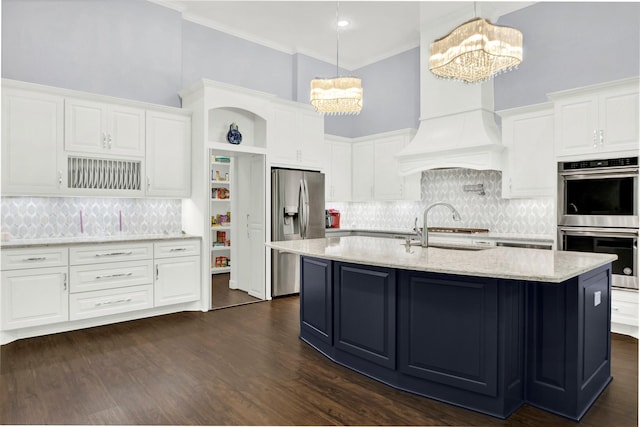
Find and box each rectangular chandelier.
[310,77,363,115]
[429,18,523,83]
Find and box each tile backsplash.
[327,169,555,235]
[1,197,182,240]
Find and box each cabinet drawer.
[1,247,68,270]
[69,284,153,321]
[154,239,200,258]
[611,292,638,326]
[70,243,152,265]
[70,260,153,293]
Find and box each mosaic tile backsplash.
[327,169,555,235]
[1,197,182,240]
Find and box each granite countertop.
[325,227,555,243]
[0,233,201,248]
[267,236,616,283]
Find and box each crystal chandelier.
[429,15,523,84]
[310,1,362,115]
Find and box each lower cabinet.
[1,266,69,330]
[299,256,612,421]
[0,238,201,344]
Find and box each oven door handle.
[558,226,639,239]
[561,170,639,180]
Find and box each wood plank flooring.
[1,296,637,426]
[211,273,261,309]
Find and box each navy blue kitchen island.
[268,236,617,420]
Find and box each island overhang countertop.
[266,236,617,283]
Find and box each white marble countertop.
[325,227,555,243]
[267,236,616,283]
[0,233,200,249]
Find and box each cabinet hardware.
[102,132,107,148]
[246,214,250,238]
[593,129,598,148]
[94,251,133,257]
[95,272,133,280]
[169,248,187,252]
[63,273,67,291]
[58,171,63,185]
[22,257,46,262]
[147,177,150,190]
[107,133,112,149]
[95,297,132,307]
[599,129,604,147]
[156,265,159,280]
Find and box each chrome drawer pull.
[95,297,133,307]
[169,248,187,252]
[22,257,46,262]
[95,251,133,257]
[95,272,133,280]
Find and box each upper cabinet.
[550,78,639,160]
[65,98,145,157]
[498,103,555,199]
[1,79,192,198]
[352,130,420,202]
[270,100,324,170]
[2,87,65,195]
[324,135,352,202]
[145,110,191,197]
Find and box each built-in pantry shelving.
[210,157,232,274]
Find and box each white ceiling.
[154,1,532,70]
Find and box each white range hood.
[396,2,530,176]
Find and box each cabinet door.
[155,256,200,307]
[600,89,639,153]
[270,105,299,165]
[554,96,598,158]
[2,89,65,195]
[352,141,374,201]
[502,108,555,198]
[65,98,107,153]
[328,141,352,202]
[1,267,69,330]
[108,104,145,157]
[297,110,324,168]
[146,111,191,197]
[373,137,405,200]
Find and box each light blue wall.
[494,2,640,111]
[2,1,638,136]
[181,21,293,100]
[2,0,183,107]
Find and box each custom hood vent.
[396,4,518,176]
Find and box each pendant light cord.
[336,0,340,77]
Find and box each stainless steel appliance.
[271,168,325,296]
[558,156,638,228]
[558,156,639,289]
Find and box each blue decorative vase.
[226,122,242,145]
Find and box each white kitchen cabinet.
[65,98,145,157]
[145,110,192,197]
[351,130,420,202]
[1,87,65,195]
[154,239,201,307]
[0,246,69,331]
[324,135,352,202]
[270,101,324,169]
[611,288,638,339]
[551,78,639,159]
[499,103,555,198]
[352,141,375,201]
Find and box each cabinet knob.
[58,171,63,185]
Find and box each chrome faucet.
[413,217,423,241]
[421,202,462,248]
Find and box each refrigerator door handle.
[299,178,307,239]
[303,178,310,239]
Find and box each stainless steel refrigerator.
[271,168,325,296]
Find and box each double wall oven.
[558,156,638,289]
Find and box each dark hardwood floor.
[1,296,637,426]
[211,273,261,309]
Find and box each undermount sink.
[402,241,492,251]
